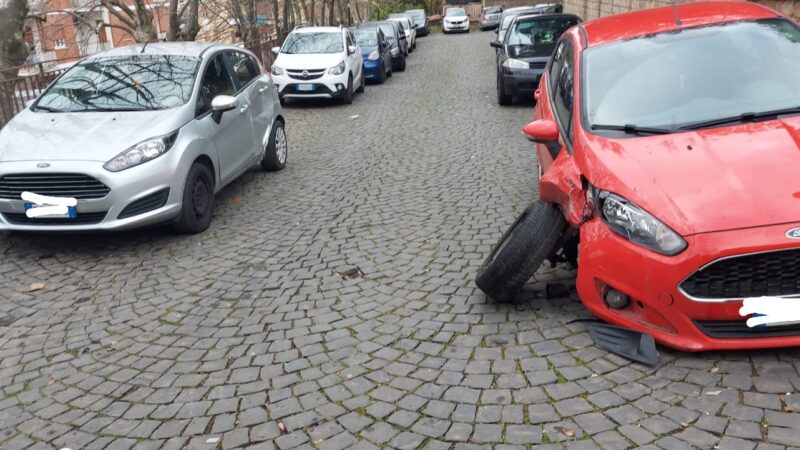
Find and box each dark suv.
[405,9,429,36]
[491,13,580,105]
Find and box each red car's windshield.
[584,19,800,132]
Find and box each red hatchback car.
[476,2,800,351]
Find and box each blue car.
[351,27,393,83]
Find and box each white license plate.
[297,84,315,92]
[25,203,77,219]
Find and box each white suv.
[271,26,365,104]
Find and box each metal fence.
[0,62,69,129]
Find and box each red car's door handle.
[534,89,541,101]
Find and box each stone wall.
[559,0,800,22]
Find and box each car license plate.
[25,202,76,219]
[297,84,315,92]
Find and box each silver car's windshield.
[585,19,800,131]
[282,32,344,54]
[407,10,425,24]
[34,55,199,113]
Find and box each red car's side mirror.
[522,120,559,143]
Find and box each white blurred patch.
[739,297,800,328]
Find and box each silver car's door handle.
[259,86,269,94]
[240,104,249,113]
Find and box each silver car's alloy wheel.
[276,126,287,164]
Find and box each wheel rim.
[275,126,287,164]
[191,176,210,220]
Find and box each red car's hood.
[580,117,800,236]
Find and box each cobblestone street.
[1,30,799,450]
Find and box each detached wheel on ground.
[261,120,287,172]
[476,201,567,302]
[173,162,215,234]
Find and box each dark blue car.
[351,27,393,83]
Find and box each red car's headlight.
[594,189,687,256]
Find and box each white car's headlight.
[594,189,686,255]
[367,50,380,60]
[391,47,399,56]
[104,132,178,172]
[328,61,346,75]
[502,58,529,69]
[271,65,284,75]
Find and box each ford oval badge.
[787,227,800,240]
[36,162,50,168]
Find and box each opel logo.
[302,70,309,78]
[36,162,50,168]
[787,227,800,240]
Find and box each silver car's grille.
[0,173,110,200]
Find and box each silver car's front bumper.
[0,154,187,231]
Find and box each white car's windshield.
[446,8,466,17]
[34,55,198,113]
[282,32,344,54]
[585,19,800,131]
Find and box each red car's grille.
[681,248,800,299]
[695,320,800,339]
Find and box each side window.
[346,32,354,48]
[553,40,575,141]
[548,39,567,90]
[227,51,258,88]
[196,54,235,117]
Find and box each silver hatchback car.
[0,42,287,233]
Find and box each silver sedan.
[0,42,287,233]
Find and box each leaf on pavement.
[555,426,576,437]
[26,282,45,292]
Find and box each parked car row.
[271,17,425,104]
[476,1,800,352]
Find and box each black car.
[360,21,407,71]
[491,13,580,105]
[405,9,429,36]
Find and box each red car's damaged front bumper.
[576,218,800,351]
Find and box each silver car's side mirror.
[211,95,238,124]
[271,46,280,55]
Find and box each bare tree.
[0,0,30,76]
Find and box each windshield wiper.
[591,124,674,135]
[79,107,152,112]
[32,105,63,113]
[680,106,800,131]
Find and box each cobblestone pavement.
[1,30,800,450]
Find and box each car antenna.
[671,0,682,26]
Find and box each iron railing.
[0,61,71,129]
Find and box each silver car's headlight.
[594,189,687,256]
[328,61,346,75]
[502,58,528,69]
[104,132,178,172]
[367,50,380,60]
[271,65,284,75]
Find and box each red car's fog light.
[595,279,677,334]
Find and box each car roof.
[582,1,779,47]
[292,26,343,33]
[89,42,218,59]
[504,6,538,14]
[513,12,580,23]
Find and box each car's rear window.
[485,7,502,14]
[584,19,800,131]
[507,17,578,57]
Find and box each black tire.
[342,75,353,104]
[397,55,406,72]
[279,96,286,106]
[387,63,393,77]
[377,62,387,84]
[261,120,287,172]
[475,201,567,302]
[497,73,512,106]
[173,162,215,234]
[356,69,365,93]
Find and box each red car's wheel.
[476,201,567,302]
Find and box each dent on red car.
[527,2,800,351]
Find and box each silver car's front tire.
[262,121,287,171]
[173,162,215,234]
